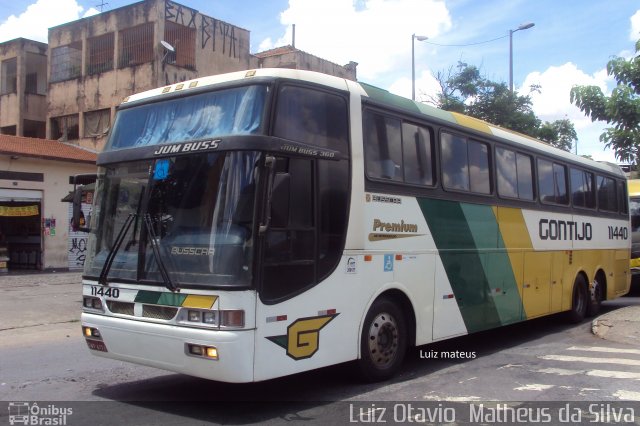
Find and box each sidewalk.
[592,305,640,345]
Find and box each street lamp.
[412,33,428,101]
[509,22,534,93]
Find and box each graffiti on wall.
[69,237,87,268]
[165,0,238,58]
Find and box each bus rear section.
[629,179,640,286]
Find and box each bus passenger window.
[441,132,469,191]
[570,168,595,209]
[469,140,490,194]
[538,159,568,205]
[497,147,534,200]
[597,175,617,212]
[364,112,403,181]
[402,123,434,186]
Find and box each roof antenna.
[95,0,109,12]
[292,24,296,48]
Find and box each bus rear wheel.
[567,275,588,323]
[358,298,407,382]
[586,274,603,317]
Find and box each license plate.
[86,339,108,352]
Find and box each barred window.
[51,114,79,141]
[87,33,114,75]
[164,21,196,70]
[119,23,154,68]
[84,109,111,138]
[51,42,82,82]
[25,52,47,95]
[1,58,17,94]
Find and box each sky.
[0,0,639,163]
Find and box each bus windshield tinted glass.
[84,152,260,287]
[106,85,268,151]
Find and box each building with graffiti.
[0,135,96,271]
[44,0,357,152]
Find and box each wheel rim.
[575,283,586,313]
[591,279,601,303]
[367,312,399,368]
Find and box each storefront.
[0,135,97,272]
[0,189,43,270]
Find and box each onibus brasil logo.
[7,402,73,425]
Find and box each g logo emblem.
[267,314,339,360]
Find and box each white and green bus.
[79,69,630,383]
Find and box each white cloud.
[521,63,616,160]
[0,0,96,43]
[262,0,452,81]
[631,10,640,41]
[388,69,441,103]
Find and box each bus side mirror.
[72,188,90,233]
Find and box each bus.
[629,179,640,284]
[78,68,630,383]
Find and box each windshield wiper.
[143,213,179,292]
[98,213,136,285]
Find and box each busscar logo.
[7,402,73,425]
[153,139,220,156]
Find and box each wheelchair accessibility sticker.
[384,254,393,272]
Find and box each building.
[0,135,96,271]
[1,0,357,152]
[46,0,255,151]
[0,38,48,138]
[255,45,357,81]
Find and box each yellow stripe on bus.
[182,295,218,309]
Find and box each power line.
[424,34,509,47]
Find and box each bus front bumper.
[81,313,255,383]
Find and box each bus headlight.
[83,296,103,311]
[181,309,243,328]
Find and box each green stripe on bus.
[460,204,523,324]
[418,198,502,333]
[134,290,188,306]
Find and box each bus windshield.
[106,84,268,151]
[84,151,260,288]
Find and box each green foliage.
[434,62,576,152]
[538,119,577,152]
[570,39,640,163]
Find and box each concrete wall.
[0,155,96,269]
[46,0,253,151]
[258,51,357,81]
[0,39,47,135]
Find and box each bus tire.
[358,298,407,382]
[586,274,603,317]
[567,275,588,323]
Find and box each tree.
[538,119,578,152]
[433,62,577,152]
[570,39,640,163]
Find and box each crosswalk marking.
[539,354,640,367]
[537,367,640,380]
[613,390,640,401]
[587,370,640,380]
[567,346,640,355]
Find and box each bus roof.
[120,68,624,178]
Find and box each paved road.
[1,273,640,425]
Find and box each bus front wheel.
[358,298,407,382]
[567,275,588,323]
